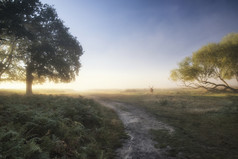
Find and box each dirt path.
[94,98,175,159]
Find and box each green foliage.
[170,33,238,92]
[0,94,125,159]
[171,57,201,81]
[0,0,41,40]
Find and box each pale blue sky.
[32,0,238,90]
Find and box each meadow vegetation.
[91,89,238,159]
[0,91,125,159]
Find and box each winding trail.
[94,98,175,159]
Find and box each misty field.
[1,89,237,159]
[0,92,125,159]
[90,89,238,159]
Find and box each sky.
[2,0,238,90]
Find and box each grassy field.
[0,91,126,159]
[90,89,238,159]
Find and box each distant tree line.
[0,0,83,95]
[171,33,238,92]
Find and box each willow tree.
[170,33,238,92]
[0,0,83,95]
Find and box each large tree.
[0,0,83,95]
[170,33,238,92]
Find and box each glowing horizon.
[1,0,238,91]
[0,70,178,91]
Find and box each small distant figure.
[150,87,154,94]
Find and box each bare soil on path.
[93,98,175,159]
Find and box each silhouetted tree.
[0,0,83,95]
[0,0,40,80]
[170,33,238,92]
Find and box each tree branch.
[218,76,230,87]
[0,39,16,77]
[180,78,238,93]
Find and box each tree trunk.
[26,65,34,95]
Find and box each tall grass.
[0,94,125,159]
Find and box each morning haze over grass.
[91,89,238,159]
[1,0,238,159]
[1,89,237,158]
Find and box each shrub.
[0,94,124,159]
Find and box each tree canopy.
[0,0,83,95]
[170,33,238,92]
